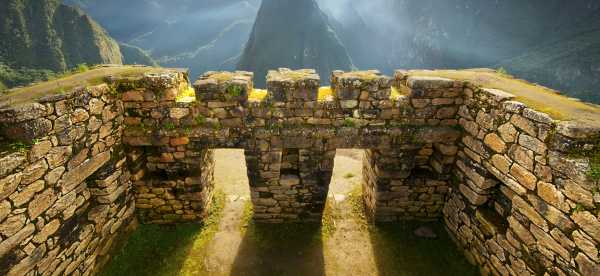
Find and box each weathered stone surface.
[459,184,487,205]
[508,216,535,246]
[28,189,57,219]
[9,180,44,207]
[0,173,21,201]
[0,152,26,178]
[509,164,536,191]
[45,166,65,186]
[576,253,600,276]
[530,224,570,260]
[491,154,511,174]
[407,76,454,89]
[510,115,537,136]
[58,151,110,193]
[29,140,52,162]
[32,219,60,244]
[0,201,10,222]
[170,108,190,119]
[560,179,595,208]
[0,214,26,236]
[46,190,76,218]
[72,109,90,123]
[573,230,599,261]
[280,174,300,187]
[6,243,46,276]
[0,223,35,257]
[523,108,553,125]
[89,98,105,115]
[46,146,72,169]
[518,134,547,155]
[572,211,600,243]
[484,133,506,153]
[537,182,567,211]
[481,88,515,102]
[21,159,48,185]
[549,152,591,184]
[498,123,518,143]
[527,194,574,232]
[512,196,547,230]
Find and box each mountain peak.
[237,0,353,87]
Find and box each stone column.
[245,68,335,222]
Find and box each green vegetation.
[407,69,600,124]
[119,43,159,67]
[573,203,586,213]
[194,115,206,126]
[568,139,600,181]
[342,118,356,128]
[77,63,90,73]
[0,0,121,74]
[369,221,478,276]
[226,85,243,99]
[163,122,177,130]
[0,63,58,89]
[496,67,508,75]
[8,141,30,154]
[101,190,225,276]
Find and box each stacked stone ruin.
[0,67,599,275]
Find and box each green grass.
[369,221,478,276]
[407,69,600,122]
[101,190,225,276]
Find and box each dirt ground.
[198,149,476,276]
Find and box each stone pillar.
[121,72,217,224]
[244,68,334,222]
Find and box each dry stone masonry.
[0,66,599,275]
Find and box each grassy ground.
[100,191,226,276]
[0,65,184,107]
[406,69,600,125]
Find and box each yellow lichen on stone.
[318,86,334,101]
[176,86,196,103]
[248,88,268,102]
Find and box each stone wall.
[0,83,136,275]
[120,69,462,223]
[0,66,598,275]
[441,80,600,275]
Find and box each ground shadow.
[100,224,203,276]
[368,220,478,276]
[230,222,325,276]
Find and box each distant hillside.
[64,0,260,79]
[0,0,122,72]
[238,0,353,87]
[499,10,600,104]
[120,43,158,67]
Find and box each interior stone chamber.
[1,67,599,275]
